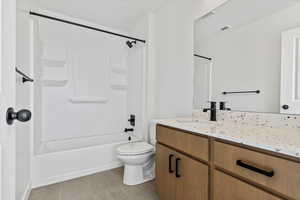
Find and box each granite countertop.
[156,117,300,159]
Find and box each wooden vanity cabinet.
[156,143,209,200]
[156,125,300,200]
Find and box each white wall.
[146,0,228,118]
[195,3,300,113]
[151,0,194,118]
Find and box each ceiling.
[35,0,169,30]
[195,0,300,42]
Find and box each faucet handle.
[220,101,231,111]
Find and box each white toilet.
[117,122,156,185]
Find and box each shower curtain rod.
[29,11,146,43]
[194,54,212,61]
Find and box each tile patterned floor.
[29,167,159,200]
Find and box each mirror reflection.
[194,0,300,114]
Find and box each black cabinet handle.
[175,158,181,178]
[169,154,174,173]
[236,160,274,177]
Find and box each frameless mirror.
[194,0,300,114]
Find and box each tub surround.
[156,111,300,160]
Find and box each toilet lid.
[117,142,154,155]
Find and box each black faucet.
[220,101,231,111]
[203,101,217,121]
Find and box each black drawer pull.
[236,160,274,177]
[175,158,181,178]
[169,154,174,173]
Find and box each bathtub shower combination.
[30,11,147,187]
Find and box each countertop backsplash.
[193,110,300,130]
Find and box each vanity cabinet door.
[214,170,283,200]
[156,144,176,200]
[175,151,209,200]
[156,143,209,200]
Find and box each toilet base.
[123,156,155,185]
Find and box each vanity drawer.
[157,125,209,161]
[214,170,282,200]
[214,141,300,199]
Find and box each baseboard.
[22,181,32,200]
[33,161,123,188]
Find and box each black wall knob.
[6,107,32,125]
[282,105,289,110]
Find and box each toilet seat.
[117,142,154,155]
